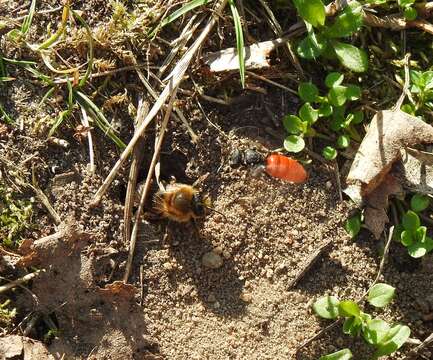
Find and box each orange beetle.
[265,154,308,184]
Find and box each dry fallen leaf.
[364,174,404,239]
[98,280,137,301]
[345,109,433,203]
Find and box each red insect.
[265,154,308,184]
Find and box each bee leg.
[191,218,201,240]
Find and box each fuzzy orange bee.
[154,184,211,223]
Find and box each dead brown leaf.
[98,280,137,301]
[345,110,433,203]
[364,174,404,239]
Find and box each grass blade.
[37,3,69,50]
[38,86,56,106]
[228,0,245,88]
[151,0,211,37]
[74,90,126,149]
[0,56,6,77]
[0,103,14,124]
[21,0,37,35]
[48,109,72,137]
[71,10,94,88]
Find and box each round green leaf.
[402,210,420,232]
[367,283,395,308]
[410,193,430,212]
[299,103,319,124]
[325,72,344,88]
[313,295,340,319]
[363,318,391,345]
[400,230,414,247]
[319,102,333,117]
[324,1,363,38]
[374,325,411,357]
[338,300,360,318]
[351,110,364,124]
[292,0,326,27]
[283,135,305,153]
[345,85,362,100]
[319,348,353,360]
[344,213,361,238]
[343,316,362,336]
[322,146,338,161]
[408,241,428,258]
[283,115,305,134]
[404,7,417,21]
[298,82,319,102]
[328,86,348,107]
[332,41,368,73]
[416,226,427,243]
[297,34,326,59]
[337,134,350,149]
[401,103,416,115]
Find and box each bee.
[154,183,211,223]
[265,153,308,184]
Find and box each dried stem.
[123,85,179,283]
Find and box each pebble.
[202,251,224,269]
[240,292,252,303]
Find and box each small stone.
[202,251,224,269]
[240,292,252,303]
[222,250,231,259]
[163,262,173,271]
[213,246,223,254]
[325,181,333,189]
[266,268,273,279]
[207,294,217,303]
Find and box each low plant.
[366,0,418,20]
[320,348,353,360]
[293,0,368,72]
[0,185,33,248]
[393,194,433,258]
[401,70,433,117]
[314,283,411,359]
[282,72,363,160]
[0,299,17,326]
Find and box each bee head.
[191,193,207,218]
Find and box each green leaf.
[345,213,361,238]
[408,241,429,258]
[298,82,319,102]
[363,319,390,345]
[284,135,305,153]
[299,103,319,124]
[283,115,306,134]
[325,1,363,38]
[319,102,333,117]
[297,33,326,59]
[322,146,338,161]
[332,41,368,72]
[374,325,410,357]
[404,7,417,20]
[393,223,405,242]
[343,316,362,336]
[292,0,326,27]
[410,194,430,212]
[398,0,415,7]
[402,210,420,232]
[325,72,344,88]
[421,71,433,91]
[367,283,395,308]
[401,103,416,115]
[328,86,348,107]
[338,300,360,318]
[337,134,350,149]
[228,0,245,88]
[416,226,427,243]
[157,0,210,30]
[400,230,414,247]
[351,111,364,124]
[313,295,340,319]
[345,85,362,100]
[319,348,353,360]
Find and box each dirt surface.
[1,1,433,360]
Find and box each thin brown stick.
[123,99,149,244]
[333,160,343,202]
[31,165,61,225]
[403,332,433,359]
[296,227,394,353]
[288,240,332,289]
[0,270,44,294]
[123,85,179,284]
